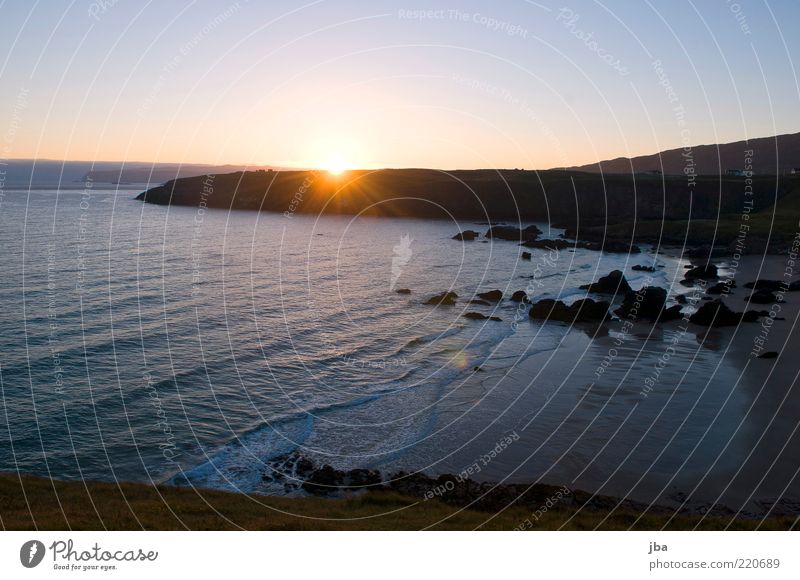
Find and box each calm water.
[2,186,798,512]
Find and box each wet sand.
[407,253,800,518]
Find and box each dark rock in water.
[510,290,529,303]
[747,289,784,304]
[580,270,632,295]
[684,264,718,281]
[521,251,532,261]
[347,468,382,486]
[295,456,315,477]
[302,465,344,495]
[424,291,458,306]
[463,312,501,321]
[614,286,682,322]
[743,279,791,292]
[521,237,641,254]
[706,280,736,294]
[661,304,684,321]
[301,465,383,495]
[689,299,762,327]
[675,294,689,304]
[477,289,503,301]
[395,288,411,294]
[485,224,541,242]
[452,230,480,241]
[521,238,572,250]
[529,298,610,323]
[468,299,490,306]
[759,351,779,359]
[791,280,800,291]
[632,264,657,272]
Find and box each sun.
[322,157,349,176]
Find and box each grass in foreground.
[0,474,795,530]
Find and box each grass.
[576,178,800,248]
[1,474,795,530]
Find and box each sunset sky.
[1,0,798,170]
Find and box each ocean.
[2,185,797,513]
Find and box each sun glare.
[323,157,348,176]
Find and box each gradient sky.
[1,0,798,169]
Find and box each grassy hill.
[1,474,794,530]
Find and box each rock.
[463,312,502,321]
[395,288,411,294]
[521,238,572,250]
[302,465,344,495]
[684,264,718,281]
[790,281,800,291]
[510,290,529,303]
[614,286,682,322]
[759,351,779,359]
[485,224,541,242]
[295,456,315,477]
[689,299,762,327]
[529,298,610,323]
[597,240,642,254]
[347,468,382,487]
[675,294,689,304]
[632,264,656,272]
[580,270,632,294]
[468,299,490,306]
[521,251,532,261]
[521,238,641,254]
[477,289,503,301]
[747,289,784,304]
[452,230,480,241]
[743,279,793,292]
[424,291,458,306]
[706,280,736,294]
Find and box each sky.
[0,0,798,170]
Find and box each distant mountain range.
[0,159,286,188]
[569,132,800,175]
